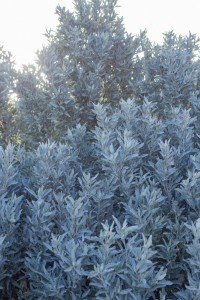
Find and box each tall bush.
[15,0,143,147]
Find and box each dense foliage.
[1,0,200,299]
[0,47,16,145]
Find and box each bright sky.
[0,0,200,68]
